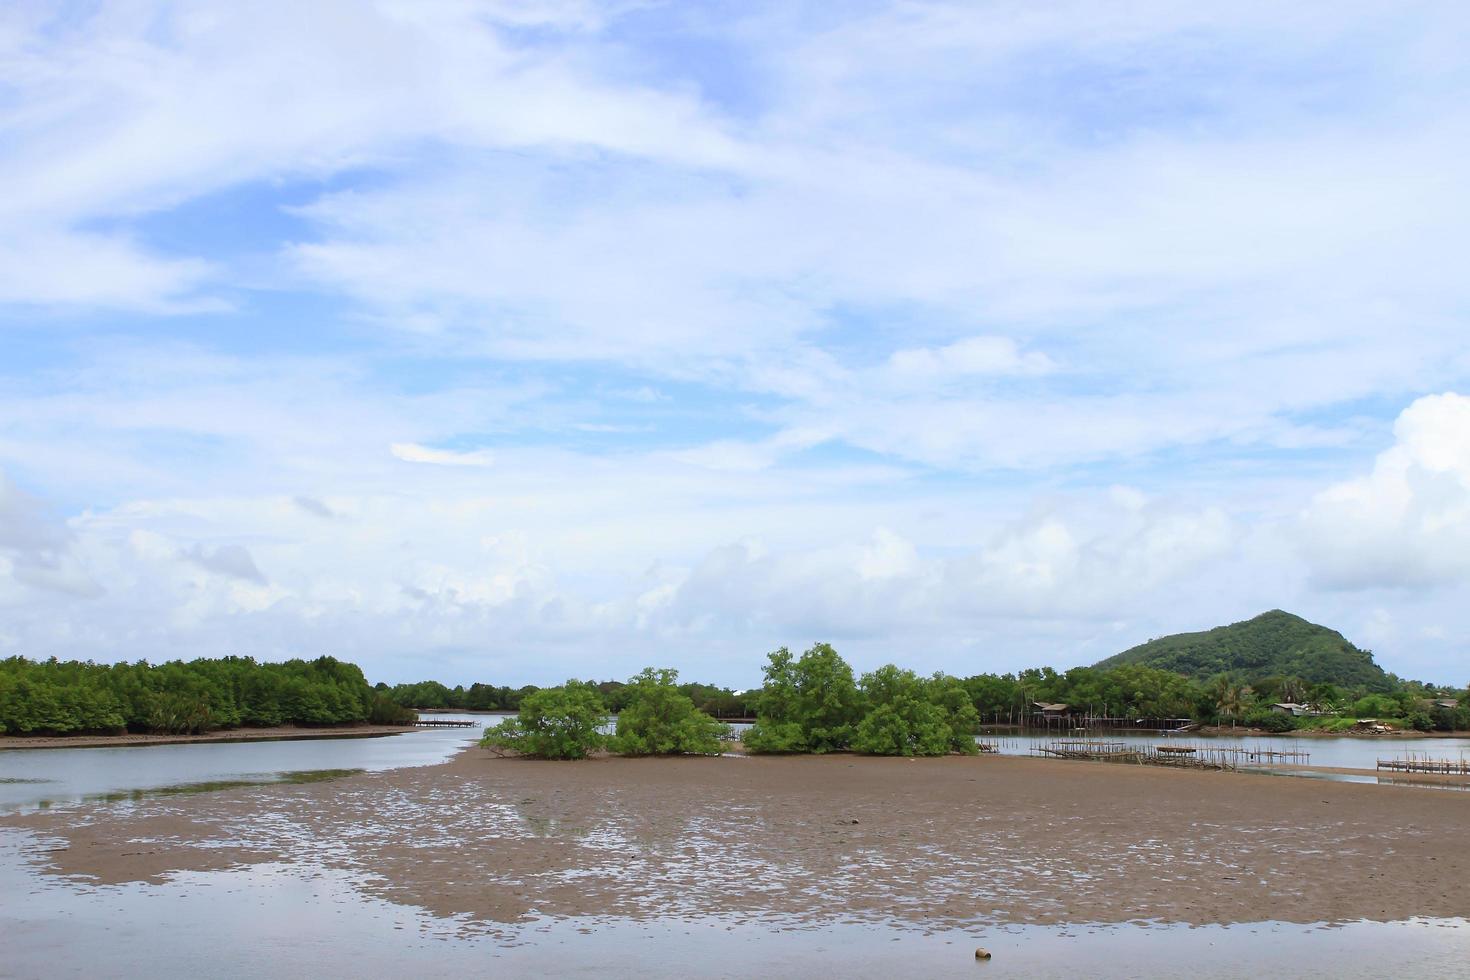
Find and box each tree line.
[404,655,1470,733]
[482,643,1470,760]
[382,677,755,717]
[7,643,1465,741]
[484,645,983,760]
[0,655,414,736]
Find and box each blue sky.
[2,1,1468,687]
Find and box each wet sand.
[5,749,1468,930]
[0,724,416,751]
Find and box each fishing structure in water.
[1376,753,1470,775]
[1031,739,1310,771]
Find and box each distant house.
[1414,698,1461,713]
[1032,702,1070,718]
[1270,702,1309,717]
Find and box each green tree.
[960,672,1024,723]
[0,654,397,736]
[744,643,862,754]
[927,673,982,753]
[480,680,608,759]
[853,666,956,757]
[610,667,729,756]
[1352,693,1403,719]
[1211,676,1251,729]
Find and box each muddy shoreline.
[982,724,1470,739]
[4,747,1468,931]
[0,724,416,752]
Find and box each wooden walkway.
[1031,740,1311,771]
[411,719,479,728]
[1377,757,1470,775]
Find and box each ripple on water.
[1,832,1467,980]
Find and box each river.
[6,722,1468,815]
[0,717,483,814]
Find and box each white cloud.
[0,470,102,600]
[4,1,1467,473]
[886,337,1055,380]
[390,443,496,467]
[3,4,1470,684]
[1299,392,1470,590]
[0,231,219,313]
[669,428,829,473]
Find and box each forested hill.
[1093,610,1392,691]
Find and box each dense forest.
[1094,610,1392,691]
[6,607,1468,740]
[0,655,414,735]
[436,649,1469,735]
[484,645,1470,761]
[383,677,755,717]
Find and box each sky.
[1,1,1468,688]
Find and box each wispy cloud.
[1,2,1468,682]
[390,443,496,467]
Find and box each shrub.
[744,644,862,754]
[367,693,417,725]
[480,680,608,759]
[610,667,729,756]
[852,665,969,757]
[1404,710,1434,732]
[927,674,982,754]
[1352,694,1403,719]
[1246,710,1296,734]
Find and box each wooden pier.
[1032,740,1310,772]
[1377,756,1470,775]
[411,719,479,728]
[1033,740,1140,761]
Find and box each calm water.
[981,731,1470,769]
[0,717,483,814]
[6,722,1467,815]
[0,837,1464,978]
[3,721,1469,976]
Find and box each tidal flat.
[3,741,1469,977]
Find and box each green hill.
[1094,610,1391,691]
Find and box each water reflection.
[0,716,482,814]
[978,731,1470,769]
[1257,767,1470,792]
[65,768,367,808]
[0,831,1465,979]
[5,721,1469,814]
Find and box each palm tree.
[1278,676,1307,705]
[1214,679,1246,730]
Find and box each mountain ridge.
[1094,610,1391,691]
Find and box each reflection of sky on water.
[0,716,483,814]
[983,732,1470,770]
[4,722,1469,814]
[0,832,1465,979]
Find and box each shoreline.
[0,724,417,752]
[982,724,1470,739]
[5,746,1467,930]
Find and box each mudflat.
[6,749,1467,930]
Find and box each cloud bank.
[1,2,1467,683]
